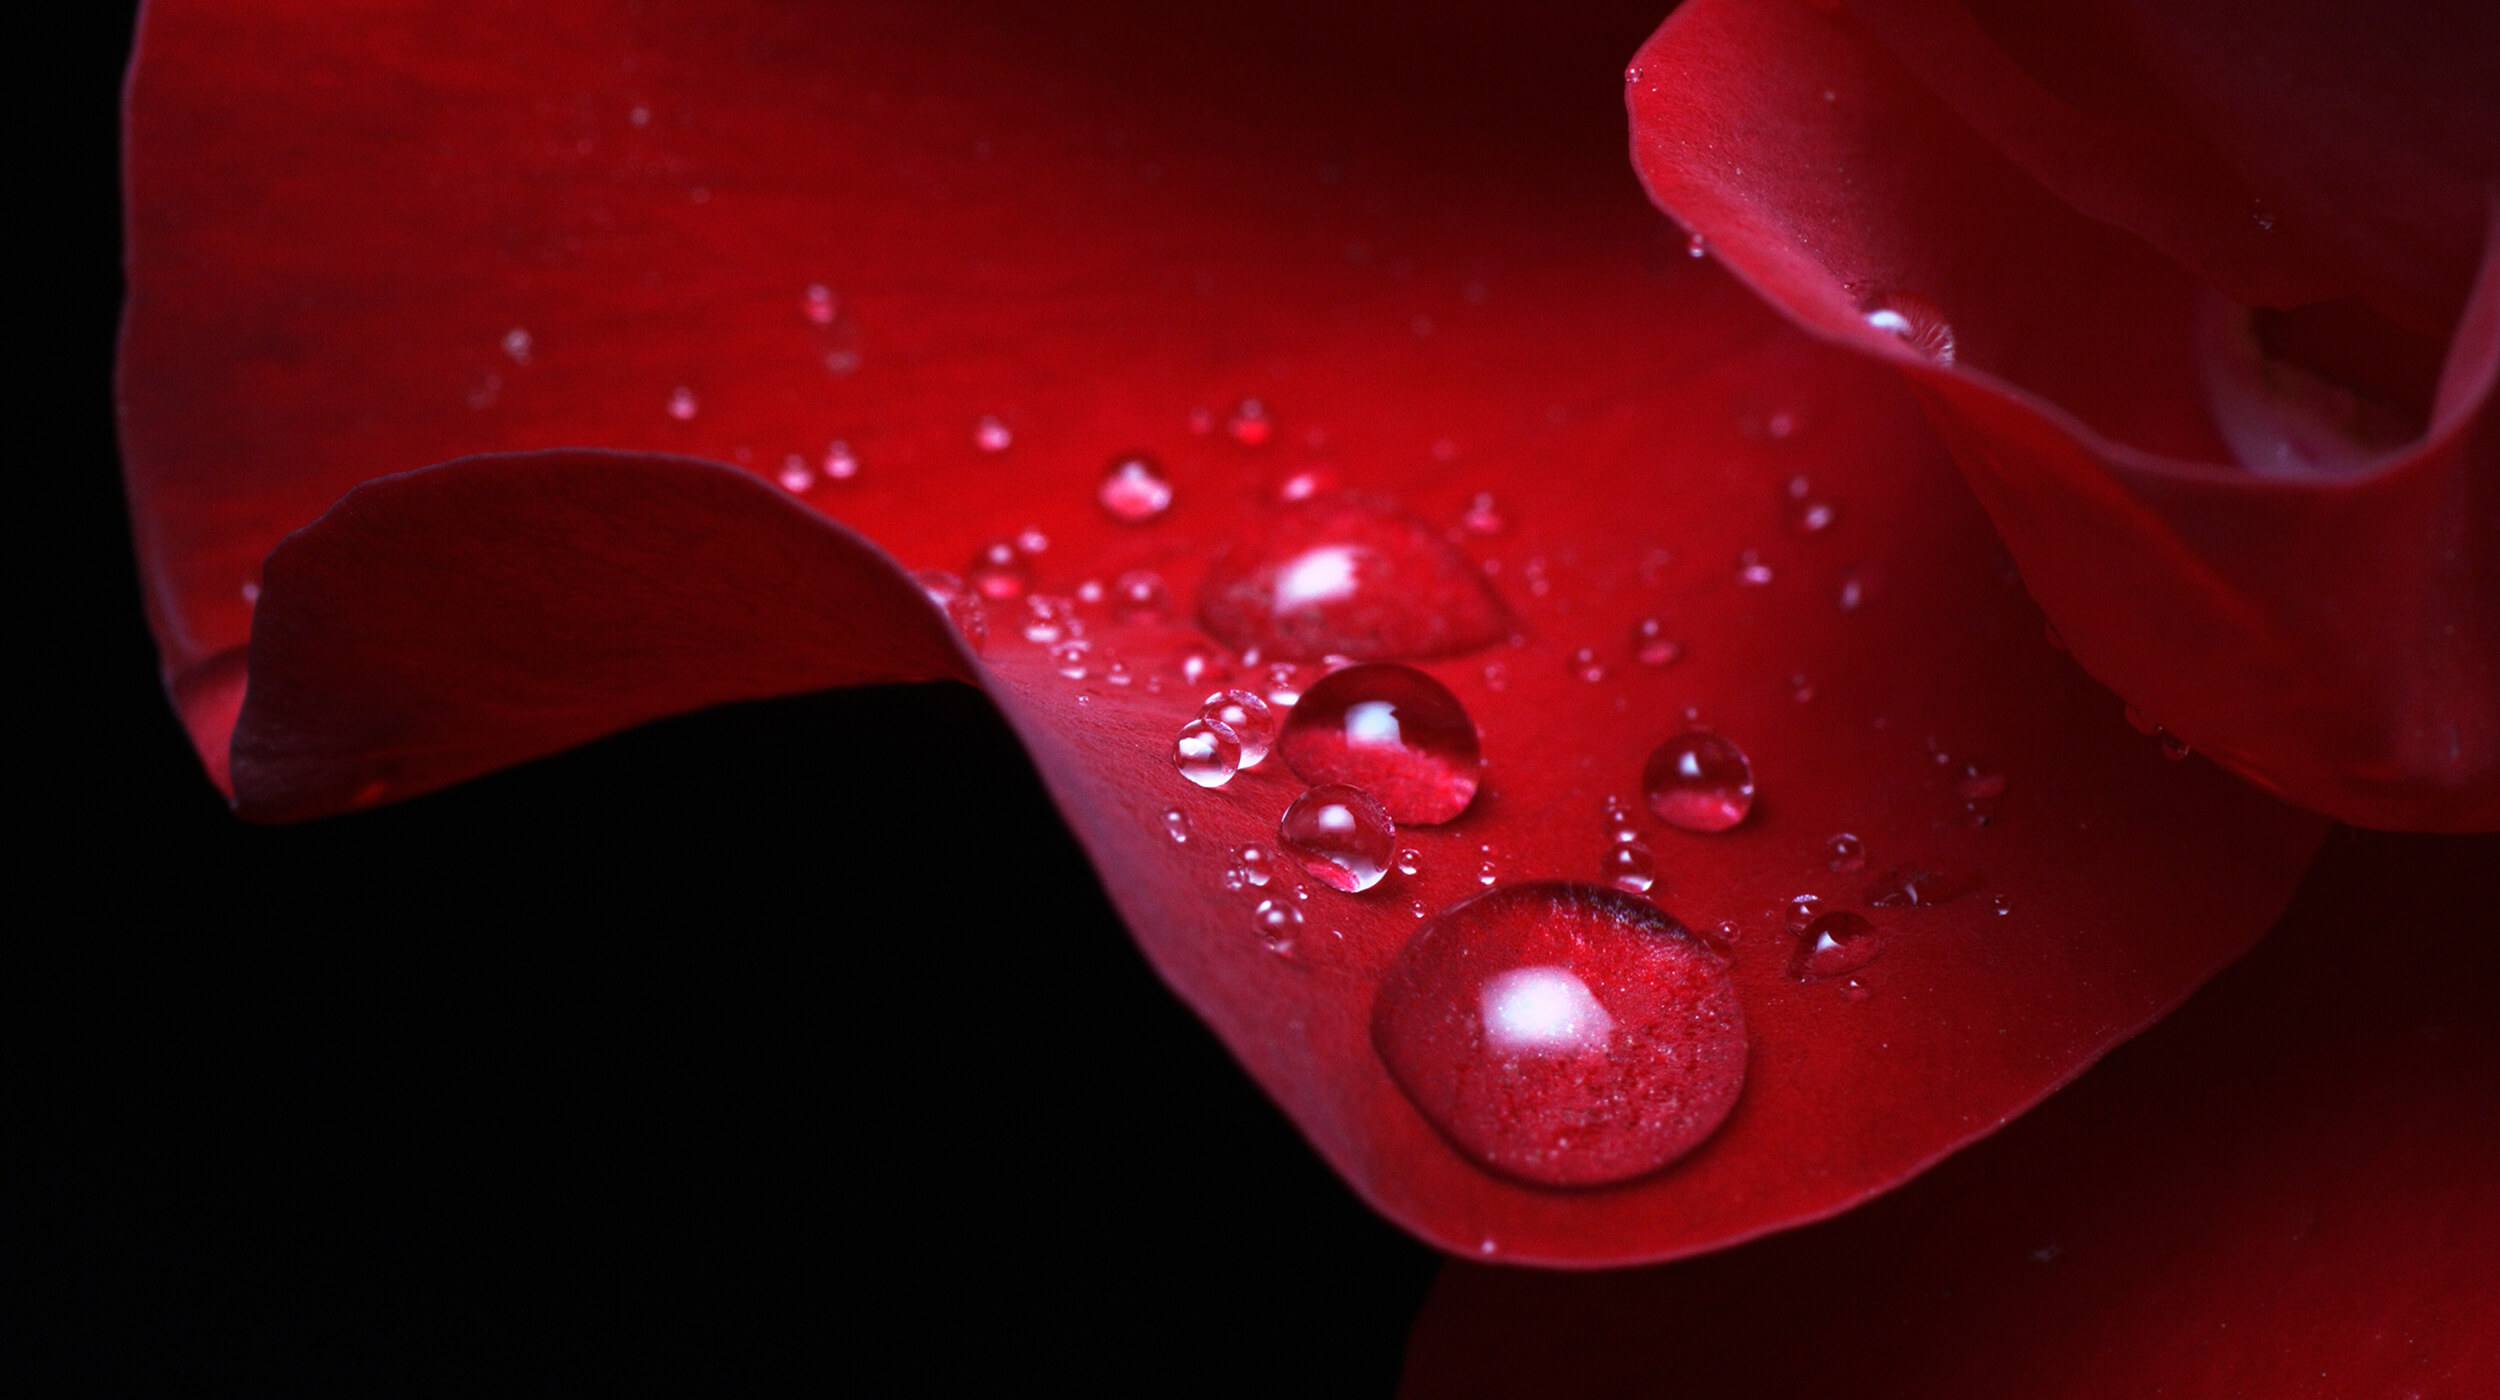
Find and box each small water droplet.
[912,570,988,653]
[1197,498,1511,662]
[665,386,699,421]
[1172,718,1243,788]
[777,455,814,492]
[1174,642,1228,690]
[1260,661,1306,710]
[1014,525,1051,556]
[628,103,652,127]
[1481,661,1508,691]
[1825,832,1866,873]
[1278,784,1397,893]
[1862,292,1957,365]
[1784,894,1827,933]
[1460,492,1505,535]
[802,283,837,325]
[1684,231,1708,259]
[1601,841,1656,894]
[1226,844,1276,889]
[1624,63,1644,85]
[1104,657,1134,687]
[1227,397,1272,446]
[1113,569,1171,620]
[1477,858,1499,887]
[1792,910,1883,979]
[1162,808,1191,844]
[2157,728,2192,760]
[1396,847,1422,877]
[1794,500,1836,533]
[1958,759,2006,825]
[1200,689,1276,768]
[1568,647,1608,683]
[1711,919,1742,947]
[1841,977,1872,1002]
[240,581,261,604]
[500,327,532,364]
[1371,882,1748,1186]
[1021,594,1081,644]
[973,414,1013,452]
[1736,550,1774,586]
[1990,894,2014,917]
[1277,662,1482,825]
[1631,617,1683,666]
[1277,465,1341,503]
[1643,731,1756,833]
[1868,863,1966,909]
[1838,567,1870,612]
[1049,639,1093,679]
[2249,198,2278,233]
[822,440,860,480]
[1252,896,1303,951]
[1098,452,1174,523]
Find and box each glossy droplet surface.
[1826,832,1866,873]
[1200,689,1275,768]
[1098,452,1174,524]
[1226,397,1272,445]
[665,386,699,421]
[910,570,987,654]
[1631,617,1682,667]
[1601,841,1656,894]
[1791,911,1884,980]
[802,283,837,325]
[1643,731,1756,833]
[966,539,1032,603]
[1172,718,1243,789]
[1371,882,1748,1187]
[973,414,1013,452]
[1277,783,1396,894]
[1863,292,1958,365]
[1252,897,1302,952]
[1276,662,1481,825]
[1196,498,1510,661]
[1161,808,1190,844]
[822,440,860,480]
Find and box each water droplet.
[1200,689,1276,768]
[1186,405,1215,435]
[1825,832,1866,873]
[802,283,837,325]
[1868,862,1967,909]
[911,570,988,653]
[1794,499,1836,533]
[1112,569,1171,620]
[1161,809,1191,844]
[629,103,652,127]
[1371,882,1748,1187]
[1227,397,1272,446]
[1175,642,1228,690]
[1278,465,1341,503]
[1098,452,1174,523]
[1481,661,1508,691]
[1172,718,1243,788]
[1568,647,1608,683]
[1631,618,1683,666]
[1736,550,1774,586]
[500,327,532,364]
[1990,894,2014,917]
[1601,841,1656,894]
[966,539,1033,603]
[1460,492,1505,535]
[1710,919,1742,947]
[240,581,261,604]
[776,455,814,492]
[1049,639,1093,679]
[1277,662,1482,824]
[1477,856,1499,887]
[1104,657,1134,687]
[1197,498,1512,661]
[1277,784,1396,893]
[1015,525,1050,556]
[973,414,1013,452]
[1252,897,1303,952]
[1625,63,1644,85]
[1791,911,1883,979]
[1021,594,1080,644]
[1841,977,1872,1002]
[1958,759,2006,826]
[1396,847,1422,877]
[665,386,699,421]
[1837,568,1870,612]
[1784,893,1827,933]
[1260,661,1306,710]
[822,440,860,480]
[2250,198,2278,233]
[1643,731,1756,833]
[1863,292,1957,365]
[1684,231,1708,259]
[2157,728,2192,760]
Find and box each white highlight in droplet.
[1273,545,1361,610]
[1480,966,1615,1054]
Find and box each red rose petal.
[123,0,2325,1261]
[1401,832,2500,1397]
[1626,0,2500,830]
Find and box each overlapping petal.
[122,0,2322,1262]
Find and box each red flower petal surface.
[122,0,2323,1261]
[1401,831,2500,1396]
[1626,0,2500,832]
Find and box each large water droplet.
[1643,731,1756,833]
[1790,911,1883,980]
[1198,498,1511,662]
[1275,662,1482,825]
[1098,452,1174,524]
[1200,689,1275,768]
[1172,718,1244,789]
[1277,784,1396,893]
[1863,292,1957,365]
[1371,882,1748,1187]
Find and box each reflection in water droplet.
[1863,292,1958,365]
[501,327,532,364]
[1099,452,1174,523]
[1482,662,1508,691]
[1049,639,1092,679]
[777,455,813,492]
[1785,894,1826,933]
[1685,231,1708,259]
[1172,718,1243,788]
[1252,897,1302,952]
[911,570,988,653]
[966,539,1032,603]
[1632,617,1683,666]
[1277,784,1396,893]
[1229,844,1276,888]
[1260,661,1306,710]
[1826,832,1866,873]
[666,386,699,421]
[1202,689,1276,768]
[1958,759,2006,826]
[1396,847,1422,877]
[1838,568,1869,612]
[1227,397,1272,445]
[1601,841,1656,894]
[1276,662,1482,825]
[1643,731,1756,833]
[1162,809,1191,844]
[1021,594,1080,645]
[1176,642,1227,690]
[803,283,837,325]
[1841,978,1872,1003]
[1114,569,1170,620]
[1737,551,1774,586]
[974,414,1013,452]
[2158,728,2192,760]
[1990,894,2014,917]
[1460,493,1505,535]
[1371,882,1748,1187]
[1792,910,1883,979]
[822,440,860,480]
[1197,498,1511,662]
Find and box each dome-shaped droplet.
[966,539,1033,603]
[1113,569,1170,620]
[973,414,1013,452]
[1198,690,1275,769]
[1601,841,1656,894]
[1862,292,1957,365]
[1172,718,1243,789]
[1371,882,1748,1187]
[1631,617,1682,667]
[911,570,987,654]
[665,386,699,421]
[1228,843,1276,889]
[1252,896,1302,951]
[1098,452,1174,524]
[822,440,860,480]
[1791,910,1883,980]
[1161,808,1191,844]
[1275,662,1482,825]
[1227,397,1272,446]
[1277,784,1396,893]
[1784,893,1826,933]
[1643,731,1756,833]
[777,454,814,493]
[1825,832,1866,873]
[802,283,837,325]
[1197,498,1511,661]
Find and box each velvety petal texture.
[122,0,2322,1261]
[1627,0,2500,830]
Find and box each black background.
[21,7,1438,1390]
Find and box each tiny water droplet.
[1049,639,1093,679]
[1625,63,1644,85]
[802,283,837,325]
[1098,452,1174,523]
[1396,847,1422,877]
[1371,882,1748,1186]
[966,539,1033,603]
[1021,594,1080,645]
[1631,617,1683,666]
[1482,661,1508,691]
[1838,567,1869,611]
[1278,465,1340,502]
[1201,689,1276,769]
[1477,858,1499,887]
[1252,897,1303,951]
[240,581,261,604]
[1684,231,1708,259]
[1278,784,1397,893]
[1643,731,1756,833]
[1792,910,1883,979]
[776,455,814,492]
[1104,657,1134,687]
[1736,550,1774,586]
[1227,397,1272,446]
[2157,728,2192,760]
[1862,292,1957,364]
[1261,661,1306,710]
[1162,809,1191,844]
[500,327,532,364]
[1568,647,1608,683]
[1794,500,1836,533]
[1712,919,1741,946]
[628,103,652,127]
[2250,198,2278,233]
[1175,642,1228,690]
[665,386,699,421]
[1460,492,1505,535]
[1277,663,1482,824]
[1229,844,1276,888]
[1958,759,2006,825]
[1990,894,2013,917]
[822,440,860,480]
[1172,718,1243,788]
[1186,405,1215,435]
[1114,569,1171,620]
[1841,977,1872,1002]
[1825,832,1866,873]
[1601,841,1656,894]
[973,414,1013,452]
